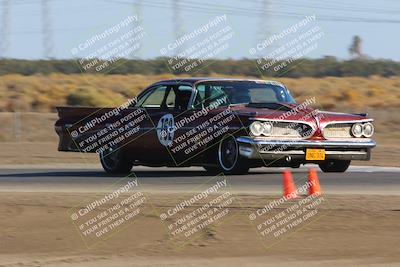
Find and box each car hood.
[229,102,371,127]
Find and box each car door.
[137,83,199,165]
[167,83,238,165]
[168,84,231,166]
[132,84,176,163]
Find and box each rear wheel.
[319,160,351,173]
[99,147,133,174]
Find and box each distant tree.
[349,35,364,59]
[1,57,400,77]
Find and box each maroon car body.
[55,78,376,174]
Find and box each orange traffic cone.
[308,168,321,196]
[283,170,297,199]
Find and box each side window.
[137,86,168,108]
[193,85,206,109]
[209,85,227,104]
[165,89,176,108]
[194,84,228,109]
[178,85,193,91]
[175,85,193,110]
[164,85,193,110]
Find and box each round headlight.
[250,121,264,136]
[351,123,363,138]
[263,122,273,136]
[363,122,374,137]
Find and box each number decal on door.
[157,114,174,146]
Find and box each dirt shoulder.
[0,193,399,266]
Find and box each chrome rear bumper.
[237,137,376,161]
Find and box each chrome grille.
[270,122,313,138]
[323,123,353,139]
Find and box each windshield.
[194,80,295,108]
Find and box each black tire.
[319,160,351,173]
[99,147,133,174]
[213,134,250,175]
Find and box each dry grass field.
[1,74,400,112]
[0,74,399,165]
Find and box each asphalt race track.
[0,165,399,195]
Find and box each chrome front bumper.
[237,137,376,161]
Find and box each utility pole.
[0,0,10,58]
[41,0,55,59]
[172,0,185,57]
[133,0,142,58]
[256,0,277,57]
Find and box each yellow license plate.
[306,149,326,160]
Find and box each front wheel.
[319,160,351,173]
[99,147,133,174]
[212,134,249,175]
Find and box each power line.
[102,0,400,24]
[2,0,399,16]
[2,0,400,38]
[250,0,400,15]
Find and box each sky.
[1,0,399,60]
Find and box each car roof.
[151,77,285,87]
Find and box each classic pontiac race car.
[55,78,376,174]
